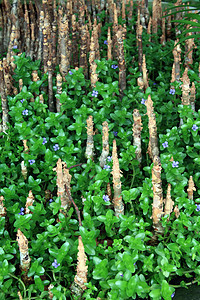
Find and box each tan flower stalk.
[116,25,126,98]
[56,73,62,112]
[173,39,181,82]
[89,32,98,88]
[54,159,72,215]
[152,0,162,34]
[100,121,109,168]
[18,291,23,300]
[93,24,100,61]
[85,116,94,160]
[71,236,88,296]
[48,284,54,299]
[146,95,159,160]
[190,82,196,111]
[79,24,88,78]
[2,58,13,96]
[112,3,118,59]
[127,0,133,25]
[185,32,195,68]
[19,79,23,92]
[122,0,126,20]
[174,205,180,218]
[171,63,175,86]
[0,61,9,132]
[37,10,44,62]
[39,94,44,104]
[72,14,79,68]
[138,24,143,74]
[59,15,69,79]
[160,13,166,46]
[187,176,196,201]
[107,183,112,201]
[112,140,124,217]
[0,9,3,54]
[152,156,164,234]
[166,10,172,40]
[32,70,40,82]
[21,140,29,180]
[47,60,55,112]
[0,196,6,217]
[132,109,143,164]
[25,191,34,214]
[107,27,112,60]
[147,17,152,42]
[16,229,31,274]
[142,54,149,91]
[164,184,174,218]
[181,67,190,106]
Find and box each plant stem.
[8,273,26,298]
[170,279,199,288]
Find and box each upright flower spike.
[48,284,54,299]
[71,236,88,296]
[142,54,149,92]
[85,116,94,160]
[181,67,190,106]
[152,0,162,34]
[107,27,112,60]
[25,191,34,214]
[89,32,98,88]
[79,24,88,78]
[127,0,133,25]
[59,15,70,80]
[21,139,29,180]
[16,229,31,275]
[100,121,109,168]
[147,17,152,42]
[152,156,164,234]
[173,39,181,82]
[56,73,62,112]
[160,12,166,46]
[190,82,196,112]
[0,60,9,132]
[166,10,172,40]
[112,140,124,217]
[53,159,72,215]
[164,183,174,219]
[71,14,79,67]
[187,176,196,201]
[132,109,143,165]
[116,25,126,98]
[137,24,143,73]
[174,205,180,218]
[146,95,159,161]
[112,3,118,59]
[18,291,23,300]
[0,196,6,217]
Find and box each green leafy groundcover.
[0,11,200,300]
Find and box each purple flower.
[153,82,157,85]
[141,98,146,104]
[19,207,24,215]
[111,65,118,69]
[162,141,168,148]
[169,88,175,95]
[28,159,35,165]
[195,204,200,212]
[172,161,179,168]
[103,195,110,202]
[20,99,25,103]
[113,131,118,137]
[92,90,98,97]
[53,144,59,151]
[103,165,110,170]
[22,109,28,116]
[119,273,123,277]
[192,124,198,131]
[107,156,112,162]
[171,292,175,298]
[69,71,73,75]
[42,137,47,145]
[104,40,108,45]
[13,45,17,49]
[52,259,60,268]
[49,199,53,203]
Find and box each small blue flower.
[162,141,168,148]
[22,109,28,116]
[107,156,112,162]
[103,165,110,170]
[196,204,200,212]
[52,259,60,268]
[28,159,35,165]
[171,292,175,298]
[153,82,157,85]
[103,195,110,202]
[169,88,175,95]
[19,207,24,215]
[104,40,108,45]
[192,124,198,131]
[120,273,123,277]
[92,90,98,97]
[53,144,60,151]
[13,45,17,49]
[172,161,179,168]
[141,98,146,105]
[113,131,118,137]
[111,64,118,69]
[20,99,25,103]
[49,199,53,203]
[42,137,47,145]
[69,71,73,75]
